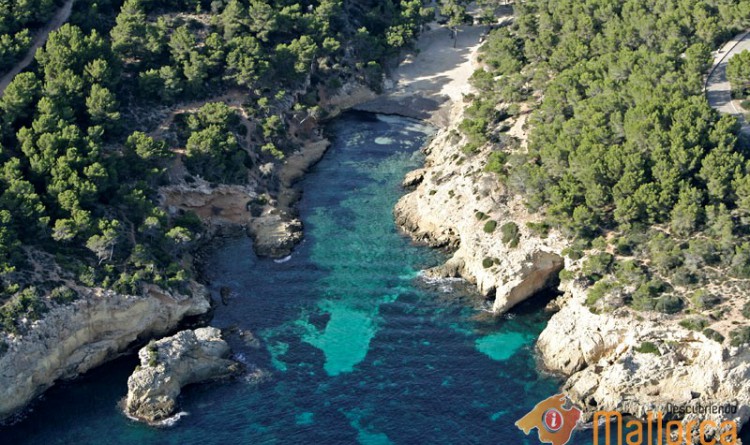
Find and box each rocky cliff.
[0,282,210,422]
[124,327,239,424]
[539,283,750,437]
[394,114,565,313]
[394,72,750,439]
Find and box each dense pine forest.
[0,0,65,73]
[465,0,750,343]
[0,0,436,335]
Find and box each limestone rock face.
[393,89,750,436]
[0,283,210,422]
[539,286,750,432]
[394,119,566,314]
[248,214,303,258]
[124,327,239,424]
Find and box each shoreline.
[0,19,489,424]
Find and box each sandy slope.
[357,21,494,125]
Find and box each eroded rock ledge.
[539,285,750,436]
[124,327,240,425]
[394,119,565,313]
[393,80,750,437]
[0,282,210,422]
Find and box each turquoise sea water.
[0,112,675,445]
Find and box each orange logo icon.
[516,394,582,445]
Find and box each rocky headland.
[0,281,210,422]
[388,12,750,443]
[396,94,750,439]
[124,327,240,425]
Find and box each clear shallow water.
[1,112,615,444]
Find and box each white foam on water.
[417,271,465,286]
[274,255,292,264]
[374,114,405,125]
[233,352,249,365]
[124,411,189,427]
[374,136,395,145]
[374,114,435,135]
[156,411,189,427]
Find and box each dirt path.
[0,0,76,97]
[705,29,750,134]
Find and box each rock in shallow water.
[124,327,240,425]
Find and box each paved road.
[0,0,75,97]
[706,29,750,133]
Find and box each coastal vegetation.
[728,49,750,104]
[464,0,750,319]
[0,0,434,334]
[0,0,65,73]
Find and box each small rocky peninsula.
[124,327,240,425]
[0,281,211,422]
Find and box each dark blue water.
[1,112,575,444]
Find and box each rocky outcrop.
[161,180,303,258]
[248,214,303,258]
[395,105,750,436]
[0,282,210,422]
[391,41,750,437]
[394,121,565,313]
[124,327,239,424]
[539,285,750,434]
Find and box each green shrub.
[462,142,481,154]
[526,222,550,237]
[262,143,285,160]
[730,326,750,346]
[485,151,507,174]
[655,295,683,314]
[679,317,709,331]
[146,340,159,367]
[581,253,614,282]
[506,104,521,116]
[0,287,48,334]
[742,301,750,319]
[475,211,487,220]
[50,286,78,305]
[614,237,634,256]
[500,222,520,247]
[482,257,494,268]
[559,269,575,281]
[483,220,497,233]
[630,279,669,312]
[635,341,660,355]
[690,290,721,310]
[586,279,615,307]
[562,247,583,261]
[173,211,203,233]
[703,328,725,343]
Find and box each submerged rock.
[124,327,240,424]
